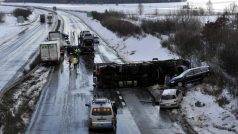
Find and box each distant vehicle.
[169,66,210,87]
[40,14,45,23]
[79,31,90,42]
[48,31,67,54]
[53,6,57,11]
[93,36,99,44]
[78,31,94,55]
[85,98,117,130]
[47,13,53,24]
[159,89,183,109]
[40,40,61,64]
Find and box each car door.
[183,70,195,84]
[192,68,202,82]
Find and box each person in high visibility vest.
[72,57,78,69]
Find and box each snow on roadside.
[181,85,238,134]
[0,6,37,45]
[75,12,178,61]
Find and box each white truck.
[47,13,53,24]
[40,40,61,64]
[48,31,67,54]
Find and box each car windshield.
[92,107,112,116]
[161,95,176,100]
[85,34,91,36]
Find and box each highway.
[0,9,56,92]
[25,11,185,134]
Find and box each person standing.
[68,55,72,69]
[72,57,78,70]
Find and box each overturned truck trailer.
[94,59,190,89]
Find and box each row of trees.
[5,0,183,3]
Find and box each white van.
[85,98,116,130]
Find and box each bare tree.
[228,2,237,14]
[154,8,158,16]
[206,0,213,15]
[138,3,144,15]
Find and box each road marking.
[119,96,123,100]
[122,102,126,106]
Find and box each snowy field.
[4,0,238,14]
[0,6,37,45]
[182,85,238,134]
[72,12,178,61]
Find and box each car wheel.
[178,82,183,87]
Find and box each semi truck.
[93,59,190,89]
[48,31,67,54]
[40,14,45,23]
[40,40,61,64]
[78,31,94,55]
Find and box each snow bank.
[0,6,17,13]
[75,12,178,61]
[4,0,238,15]
[181,86,238,134]
[0,6,37,45]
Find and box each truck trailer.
[40,40,61,64]
[40,14,45,23]
[48,31,67,55]
[94,59,190,89]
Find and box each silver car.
[159,89,183,109]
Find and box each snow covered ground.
[73,12,178,61]
[0,6,37,45]
[181,85,238,134]
[4,0,238,14]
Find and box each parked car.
[169,66,210,87]
[93,36,100,44]
[85,98,117,130]
[159,89,183,109]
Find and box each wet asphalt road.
[0,9,56,92]
[25,11,185,134]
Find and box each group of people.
[67,46,81,70]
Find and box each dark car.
[169,66,210,87]
[93,36,99,44]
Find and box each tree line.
[5,0,184,4]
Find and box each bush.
[92,11,141,37]
[0,12,5,23]
[216,96,230,107]
[102,17,141,37]
[12,8,32,20]
[141,19,176,35]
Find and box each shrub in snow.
[12,8,32,21]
